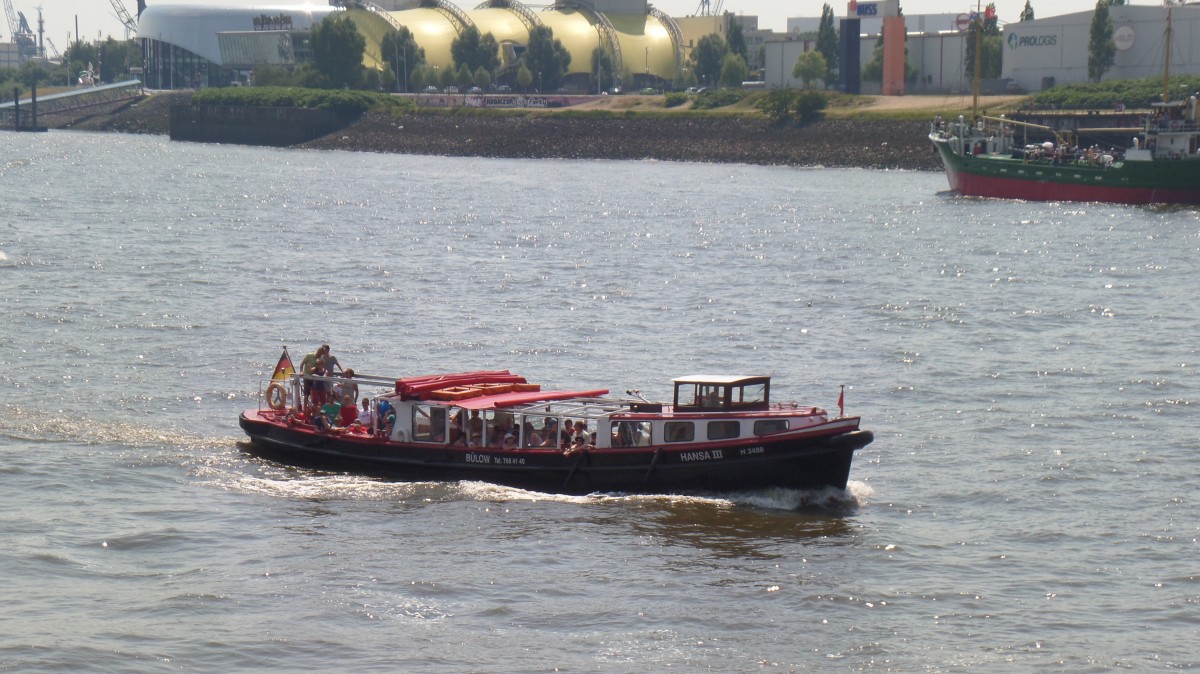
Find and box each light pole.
[394,41,400,92]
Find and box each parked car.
[423,85,438,93]
[495,84,512,93]
[444,85,459,93]
[467,86,483,94]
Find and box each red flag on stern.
[837,385,845,418]
[272,348,295,381]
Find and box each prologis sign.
[1007,32,1059,50]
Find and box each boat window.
[412,404,447,443]
[525,416,555,448]
[678,383,725,409]
[754,419,789,435]
[664,422,694,443]
[610,420,652,447]
[707,420,740,440]
[738,383,766,406]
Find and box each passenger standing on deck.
[317,344,341,406]
[299,346,325,409]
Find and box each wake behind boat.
[238,349,874,496]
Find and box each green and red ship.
[930,99,1200,205]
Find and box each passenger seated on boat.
[540,418,558,447]
[567,432,592,453]
[467,410,483,446]
[573,421,590,445]
[490,423,507,448]
[503,427,519,449]
[375,399,393,436]
[351,397,374,428]
[612,422,633,448]
[312,400,344,433]
[449,410,466,445]
[522,422,542,448]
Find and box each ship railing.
[260,371,399,413]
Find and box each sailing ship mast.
[1162,7,1172,102]
[972,0,982,115]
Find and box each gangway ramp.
[1,80,143,127]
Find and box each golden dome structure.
[340,0,683,89]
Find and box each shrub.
[753,88,826,124]
[795,90,827,123]
[691,88,745,110]
[191,86,409,116]
[1029,75,1200,110]
[664,92,689,108]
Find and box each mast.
[972,0,982,115]
[1163,7,1172,102]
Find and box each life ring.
[266,382,288,411]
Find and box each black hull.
[239,412,872,496]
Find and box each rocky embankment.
[48,92,942,171]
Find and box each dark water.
[2,131,1198,671]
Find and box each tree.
[726,19,748,63]
[516,63,533,92]
[718,52,749,87]
[1088,0,1116,83]
[816,4,839,86]
[793,50,827,89]
[456,64,472,88]
[523,25,571,92]
[591,47,615,94]
[311,15,365,89]
[1020,0,1035,21]
[965,5,1002,82]
[690,33,727,86]
[862,36,918,83]
[382,27,424,92]
[450,25,500,75]
[473,66,492,90]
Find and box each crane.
[110,0,137,35]
[4,0,37,60]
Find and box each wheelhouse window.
[673,376,771,412]
[707,420,740,440]
[754,419,789,435]
[664,422,694,443]
[739,383,766,407]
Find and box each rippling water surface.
[1,131,1198,671]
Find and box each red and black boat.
[239,352,873,496]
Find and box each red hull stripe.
[947,168,1200,205]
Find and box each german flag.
[272,348,295,381]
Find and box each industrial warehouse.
[5,1,1200,94]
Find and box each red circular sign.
[956,13,970,31]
